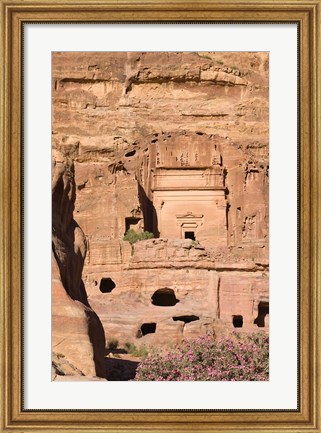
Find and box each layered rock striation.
[52,52,269,348]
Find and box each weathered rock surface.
[52,150,106,378]
[52,52,269,348]
[85,239,268,346]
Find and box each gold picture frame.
[1,1,320,431]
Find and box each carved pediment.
[176,211,204,219]
[176,212,204,227]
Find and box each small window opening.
[137,323,157,338]
[125,149,136,157]
[254,302,269,327]
[185,231,195,241]
[151,288,179,306]
[99,278,116,293]
[233,315,243,328]
[173,315,199,324]
[125,217,141,233]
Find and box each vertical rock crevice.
[52,150,106,379]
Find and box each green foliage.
[124,342,149,358]
[216,59,224,65]
[135,332,269,381]
[123,229,154,245]
[56,352,65,359]
[107,338,119,350]
[199,54,212,60]
[195,52,212,60]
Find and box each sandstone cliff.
[52,150,106,379]
[52,52,269,348]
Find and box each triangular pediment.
[176,212,204,219]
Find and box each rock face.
[84,238,268,346]
[52,52,269,348]
[52,150,106,378]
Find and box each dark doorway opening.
[185,231,195,241]
[99,278,116,293]
[254,301,269,327]
[137,323,157,338]
[151,288,180,306]
[173,315,199,324]
[125,149,136,157]
[125,217,141,233]
[233,315,243,328]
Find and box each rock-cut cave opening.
[125,149,136,157]
[125,217,141,233]
[172,315,199,324]
[137,323,157,338]
[151,288,180,306]
[232,315,243,328]
[184,231,195,241]
[254,301,269,327]
[99,277,116,293]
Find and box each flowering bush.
[134,332,268,381]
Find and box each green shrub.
[123,229,154,244]
[199,54,212,60]
[107,338,119,350]
[124,342,149,358]
[124,341,134,352]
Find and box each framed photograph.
[1,1,320,432]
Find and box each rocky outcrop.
[52,150,106,378]
[85,238,268,346]
[52,52,269,348]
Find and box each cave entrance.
[172,315,199,323]
[125,217,142,233]
[99,278,116,293]
[137,323,157,338]
[254,301,269,327]
[178,217,201,241]
[233,315,243,328]
[151,288,180,306]
[184,231,195,241]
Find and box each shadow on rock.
[105,358,139,381]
